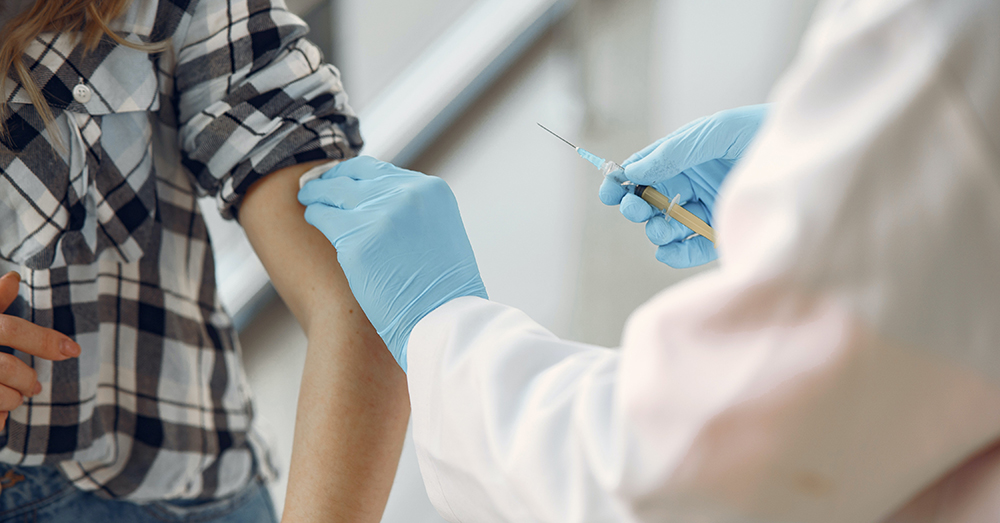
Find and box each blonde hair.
[0,0,167,142]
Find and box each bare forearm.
[240,162,410,522]
[292,313,409,521]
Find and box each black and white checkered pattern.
[0,0,362,501]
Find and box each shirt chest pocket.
[0,41,160,269]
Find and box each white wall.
[649,0,821,135]
[331,0,476,111]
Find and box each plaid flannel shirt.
[0,0,362,501]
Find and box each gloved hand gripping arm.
[298,156,488,372]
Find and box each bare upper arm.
[238,160,348,332]
[238,161,410,522]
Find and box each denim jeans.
[0,464,277,522]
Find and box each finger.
[619,193,658,223]
[0,412,7,431]
[621,136,666,167]
[676,199,713,225]
[0,272,21,313]
[650,175,699,207]
[645,214,692,246]
[646,199,713,245]
[319,156,417,181]
[318,155,379,180]
[0,385,25,411]
[621,116,708,167]
[0,353,40,397]
[299,176,375,210]
[626,105,769,176]
[0,316,81,361]
[598,176,628,206]
[655,236,718,268]
[660,199,713,234]
[625,177,706,225]
[303,203,366,248]
[300,176,408,210]
[623,117,739,186]
[706,104,771,159]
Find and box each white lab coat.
[406,0,1000,521]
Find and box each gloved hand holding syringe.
[538,124,716,245]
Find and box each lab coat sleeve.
[409,297,634,522]
[407,0,1000,521]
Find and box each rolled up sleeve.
[174,0,362,218]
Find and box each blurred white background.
[227,0,821,520]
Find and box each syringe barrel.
[634,185,716,245]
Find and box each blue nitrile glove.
[599,104,769,268]
[297,156,488,373]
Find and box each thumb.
[622,116,710,167]
[623,118,730,185]
[623,103,774,186]
[0,272,21,313]
[322,155,417,182]
[303,203,370,249]
[299,176,389,211]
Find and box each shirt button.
[72,84,92,104]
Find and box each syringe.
[537,124,716,245]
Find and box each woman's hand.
[0,272,81,429]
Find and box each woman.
[0,0,408,521]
